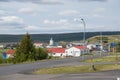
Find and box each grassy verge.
[33,64,120,74]
[82,53,120,62]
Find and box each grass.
[82,53,120,63]
[33,64,120,74]
[34,65,92,74]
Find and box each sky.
[0,0,120,34]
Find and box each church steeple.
[49,37,54,45]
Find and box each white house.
[48,48,66,57]
[87,44,96,51]
[65,46,89,57]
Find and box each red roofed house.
[6,50,15,58]
[48,48,66,57]
[65,46,89,57]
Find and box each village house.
[48,48,66,57]
[65,46,90,57]
[6,50,15,58]
[2,50,15,59]
[47,45,90,57]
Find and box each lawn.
[82,52,120,63]
[33,64,120,74]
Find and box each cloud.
[77,0,107,2]
[0,10,6,15]
[0,16,23,23]
[93,14,104,18]
[94,7,106,13]
[0,10,9,16]
[0,0,63,4]
[18,8,37,16]
[59,10,80,16]
[43,19,68,25]
[42,18,87,33]
[92,7,106,18]
[40,0,63,4]
[0,16,25,30]
[24,25,40,31]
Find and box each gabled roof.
[74,46,87,49]
[48,48,65,53]
[7,50,15,54]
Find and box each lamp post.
[81,18,86,45]
[74,18,86,45]
[74,18,86,60]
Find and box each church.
[46,37,62,48]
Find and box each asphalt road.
[0,53,120,80]
[0,70,120,80]
[0,53,109,76]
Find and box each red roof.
[48,48,65,53]
[74,46,87,49]
[7,50,15,54]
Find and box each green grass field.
[82,52,120,63]
[33,64,120,74]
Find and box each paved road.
[0,57,85,76]
[0,53,120,80]
[0,53,109,76]
[0,70,120,80]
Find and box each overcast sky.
[0,0,119,34]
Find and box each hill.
[0,31,120,42]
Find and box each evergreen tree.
[14,33,36,63]
[35,48,48,60]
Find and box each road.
[0,53,120,80]
[0,53,109,76]
[0,70,120,80]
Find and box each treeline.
[0,31,120,42]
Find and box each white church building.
[46,37,62,48]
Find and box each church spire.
[49,37,54,45]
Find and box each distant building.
[6,50,15,58]
[0,42,18,49]
[49,37,54,46]
[65,46,89,57]
[2,50,15,59]
[47,46,89,57]
[34,42,43,48]
[46,37,62,48]
[48,48,66,57]
[87,44,96,51]
[0,44,4,48]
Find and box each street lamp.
[74,18,86,45]
[81,18,86,45]
[74,18,86,61]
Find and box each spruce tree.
[14,33,35,63]
[35,48,48,60]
